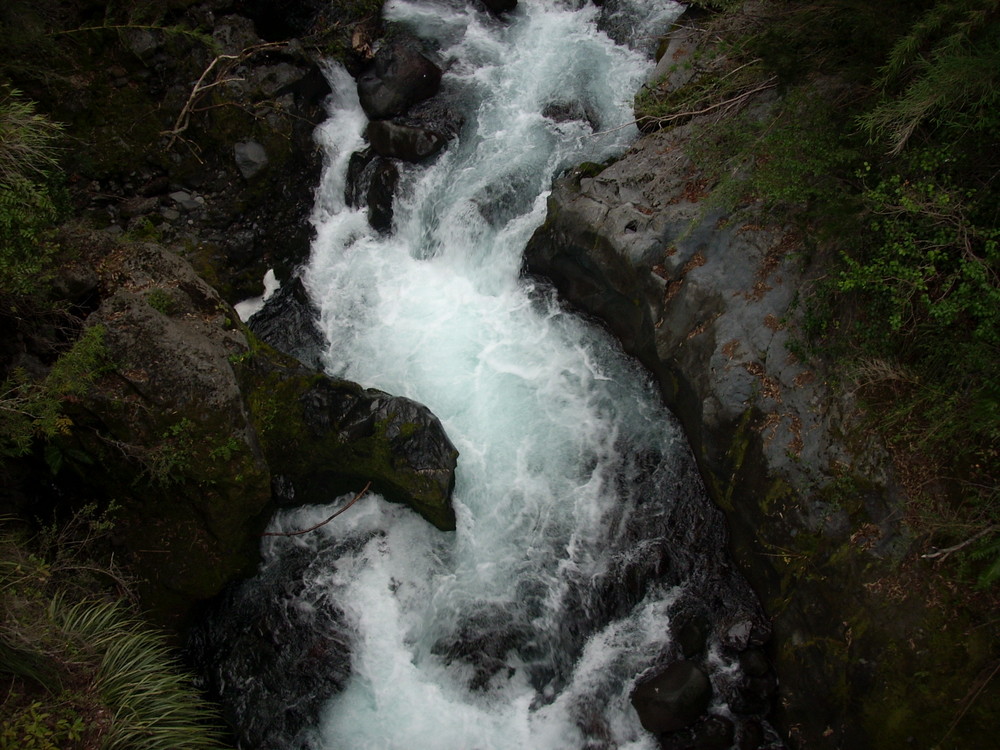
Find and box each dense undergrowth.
[638,0,1000,586]
[0,517,228,749]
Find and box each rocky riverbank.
[0,0,462,629]
[524,15,997,750]
[4,1,996,747]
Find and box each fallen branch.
[921,525,997,561]
[262,482,372,538]
[163,41,288,150]
[637,76,778,131]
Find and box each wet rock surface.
[631,660,712,734]
[247,276,327,370]
[522,21,985,749]
[357,37,443,120]
[366,120,448,162]
[186,541,358,750]
[286,375,460,530]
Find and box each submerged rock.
[345,148,400,232]
[479,0,517,15]
[366,157,400,232]
[187,542,356,750]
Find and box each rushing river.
[196,1,772,748]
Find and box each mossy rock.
[237,343,459,530]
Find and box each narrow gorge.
[1,1,996,749]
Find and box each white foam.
[278,1,689,747]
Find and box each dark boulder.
[366,120,447,162]
[398,95,466,140]
[240,349,460,530]
[367,158,400,232]
[247,276,327,370]
[346,149,401,231]
[346,149,377,208]
[728,648,777,716]
[542,100,600,130]
[631,660,712,734]
[674,611,711,660]
[357,39,442,120]
[479,0,518,15]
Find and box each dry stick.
[164,53,240,149]
[262,482,372,538]
[921,525,997,560]
[646,77,778,126]
[591,79,779,139]
[163,41,287,149]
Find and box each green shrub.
[0,87,63,298]
[841,151,1000,345]
[0,325,111,459]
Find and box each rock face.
[76,235,273,625]
[60,233,457,626]
[522,43,993,747]
[524,128,858,494]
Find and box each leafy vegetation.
[0,523,229,750]
[640,0,1000,584]
[1,325,111,459]
[0,88,64,299]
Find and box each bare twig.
[163,41,287,149]
[941,659,1000,744]
[262,482,372,538]
[921,525,997,560]
[640,76,778,128]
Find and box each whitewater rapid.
[255,1,747,748]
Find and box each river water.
[207,1,769,748]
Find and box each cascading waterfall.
[193,2,773,749]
